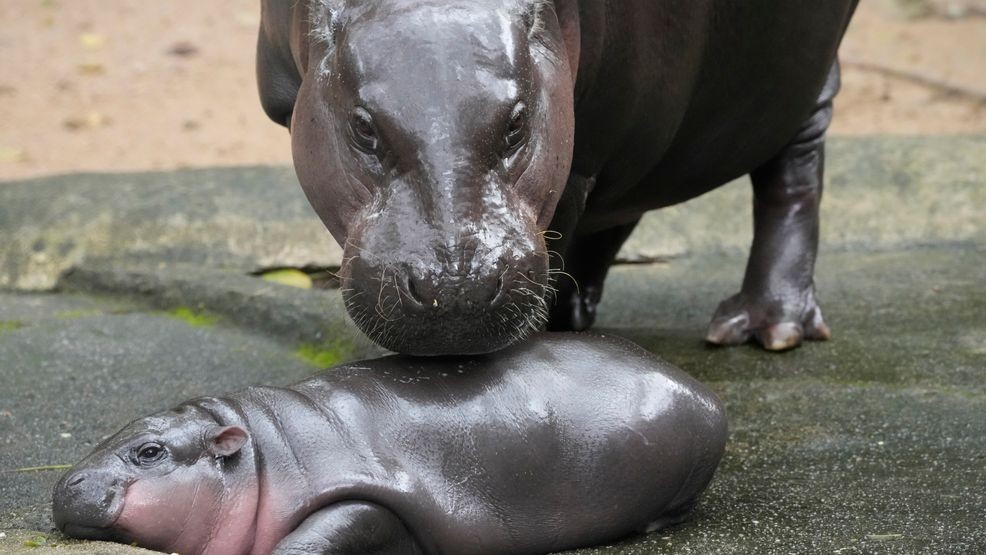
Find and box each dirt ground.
[1,1,984,181]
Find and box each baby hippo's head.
[52,405,254,555]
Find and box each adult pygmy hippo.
[53,333,727,555]
[257,0,858,355]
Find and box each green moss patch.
[55,309,102,320]
[22,534,57,548]
[0,320,25,334]
[295,339,355,369]
[167,307,217,328]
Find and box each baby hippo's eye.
[133,442,167,466]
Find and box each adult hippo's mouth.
[339,226,553,355]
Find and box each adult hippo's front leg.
[547,217,640,332]
[705,64,840,351]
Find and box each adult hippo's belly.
[257,0,859,355]
[53,334,727,555]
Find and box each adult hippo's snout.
[342,251,551,355]
[340,182,552,355]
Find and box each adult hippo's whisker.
[548,269,580,296]
[537,249,567,270]
[330,255,360,281]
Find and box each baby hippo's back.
[270,333,727,555]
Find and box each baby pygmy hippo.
[53,333,727,555]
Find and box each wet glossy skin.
[53,333,727,555]
[259,0,858,356]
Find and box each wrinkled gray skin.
[258,0,858,355]
[53,333,726,555]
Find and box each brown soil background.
[1,0,984,181]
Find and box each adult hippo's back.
[53,334,727,555]
[257,0,858,355]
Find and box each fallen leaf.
[63,112,111,131]
[77,61,105,75]
[235,12,260,27]
[167,41,199,58]
[261,269,313,289]
[79,32,105,49]
[0,147,28,163]
[86,111,109,127]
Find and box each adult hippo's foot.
[706,287,831,351]
[707,63,839,352]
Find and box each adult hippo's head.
[257,0,578,355]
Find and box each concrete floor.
[1,137,984,554]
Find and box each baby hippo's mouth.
[59,523,119,542]
[52,468,126,540]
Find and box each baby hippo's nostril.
[68,475,85,488]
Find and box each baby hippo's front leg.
[272,501,423,555]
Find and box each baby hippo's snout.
[52,468,124,540]
[342,243,550,356]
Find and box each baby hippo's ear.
[205,426,249,458]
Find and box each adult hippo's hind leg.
[706,65,840,351]
[272,501,422,555]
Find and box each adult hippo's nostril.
[490,273,507,308]
[403,267,505,312]
[401,270,426,308]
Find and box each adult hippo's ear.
[204,426,249,458]
[257,0,304,128]
[524,0,581,78]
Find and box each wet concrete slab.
[580,247,986,554]
[2,136,984,289]
[1,245,983,554]
[1,136,984,553]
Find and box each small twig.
[3,464,72,473]
[613,255,673,266]
[842,57,986,104]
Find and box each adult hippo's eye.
[133,442,167,466]
[349,107,379,154]
[504,102,528,157]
